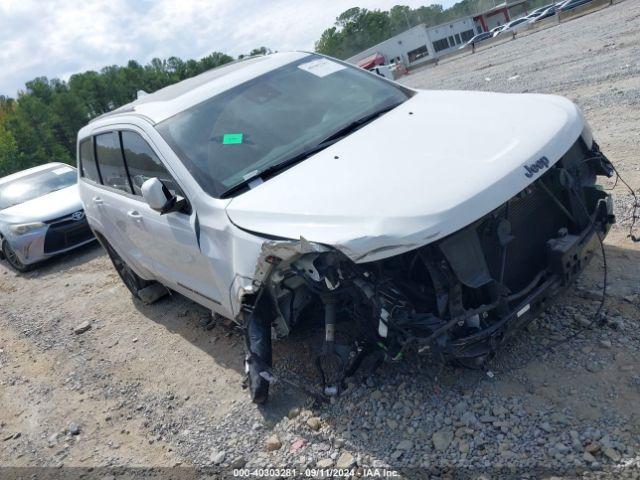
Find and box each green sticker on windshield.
[222,133,243,145]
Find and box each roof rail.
[88,105,136,123]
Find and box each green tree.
[0,49,239,177]
[0,121,19,177]
[315,2,503,59]
[249,47,272,56]
[389,5,414,32]
[315,27,344,58]
[316,8,393,59]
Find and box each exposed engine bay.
[243,140,615,404]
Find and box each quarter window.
[120,131,182,196]
[95,132,133,194]
[79,138,101,183]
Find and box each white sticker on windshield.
[298,58,345,78]
[52,166,73,175]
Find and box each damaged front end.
[243,139,615,404]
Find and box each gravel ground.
[1,2,640,478]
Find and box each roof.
[0,162,67,184]
[86,51,310,130]
[473,0,528,16]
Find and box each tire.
[248,358,270,405]
[245,293,273,404]
[2,240,31,272]
[102,240,151,300]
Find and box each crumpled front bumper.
[438,195,614,364]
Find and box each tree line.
[0,47,270,177]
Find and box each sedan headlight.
[10,222,45,235]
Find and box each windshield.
[0,165,76,210]
[156,55,412,197]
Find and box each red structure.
[357,53,386,70]
[473,0,529,32]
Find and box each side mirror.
[141,177,186,214]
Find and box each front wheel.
[2,240,31,272]
[102,241,151,300]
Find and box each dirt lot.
[1,1,639,477]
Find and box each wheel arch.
[91,227,156,282]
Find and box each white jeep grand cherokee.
[77,52,614,403]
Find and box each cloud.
[0,0,445,96]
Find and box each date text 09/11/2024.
[232,467,400,477]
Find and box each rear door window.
[79,138,101,183]
[95,132,133,194]
[120,131,182,196]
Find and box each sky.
[0,0,452,97]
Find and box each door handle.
[92,196,104,205]
[127,210,142,219]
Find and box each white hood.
[0,185,83,223]
[226,90,584,263]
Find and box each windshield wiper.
[219,139,340,198]
[219,102,402,198]
[318,102,402,144]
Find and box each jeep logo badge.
[71,211,85,221]
[524,156,550,178]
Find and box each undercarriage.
[244,139,615,403]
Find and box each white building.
[346,17,480,69]
[346,0,529,69]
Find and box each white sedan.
[0,163,94,271]
[494,16,531,35]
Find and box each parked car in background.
[520,4,552,23]
[491,25,506,36]
[77,52,615,404]
[0,163,94,271]
[496,16,532,35]
[523,11,544,21]
[558,0,596,11]
[529,3,556,16]
[461,31,493,48]
[534,4,560,21]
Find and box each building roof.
[86,52,310,129]
[473,0,528,16]
[345,15,478,63]
[345,23,429,62]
